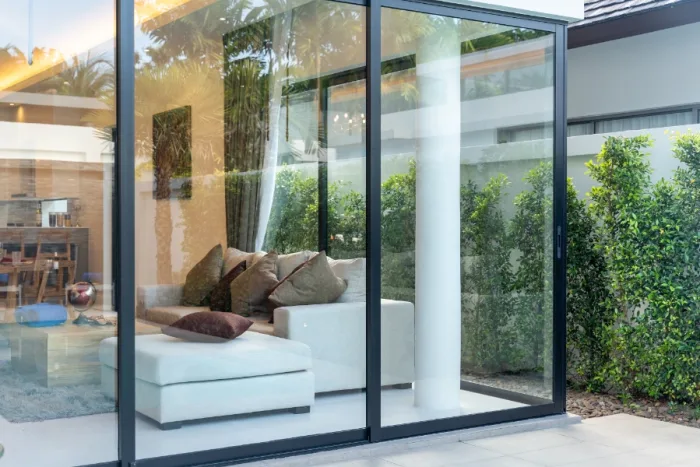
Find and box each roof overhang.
[569,0,700,48]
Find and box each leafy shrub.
[461,175,518,373]
[566,177,613,391]
[510,163,553,372]
[588,134,700,402]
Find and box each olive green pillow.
[182,244,223,306]
[268,251,347,307]
[229,251,279,316]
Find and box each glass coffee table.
[10,319,161,387]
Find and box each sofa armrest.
[137,284,184,319]
[274,299,415,393]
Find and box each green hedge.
[263,133,700,403]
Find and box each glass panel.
[380,9,555,426]
[0,0,117,465]
[133,0,366,458]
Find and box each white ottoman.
[99,331,315,429]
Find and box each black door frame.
[113,0,568,465]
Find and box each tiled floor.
[305,414,700,467]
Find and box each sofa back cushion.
[229,251,279,316]
[182,244,223,306]
[223,248,266,275]
[329,257,366,303]
[162,311,253,343]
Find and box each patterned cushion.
[276,251,316,279]
[229,252,279,316]
[268,251,347,307]
[182,244,223,306]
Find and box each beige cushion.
[276,250,315,279]
[223,248,266,275]
[182,245,223,306]
[146,306,210,326]
[269,251,347,307]
[230,252,279,316]
[329,258,366,303]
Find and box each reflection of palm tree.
[0,44,27,76]
[46,55,113,98]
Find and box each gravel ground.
[462,372,700,429]
[567,388,700,429]
[462,372,552,400]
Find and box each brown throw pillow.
[268,251,347,307]
[162,311,253,343]
[209,260,246,313]
[182,244,223,306]
[229,251,279,316]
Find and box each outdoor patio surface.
[260,414,700,467]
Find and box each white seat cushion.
[99,331,312,386]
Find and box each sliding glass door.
[114,0,565,465]
[129,0,369,461]
[378,8,557,429]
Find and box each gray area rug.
[0,360,115,423]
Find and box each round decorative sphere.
[68,282,97,312]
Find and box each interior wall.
[134,48,227,286]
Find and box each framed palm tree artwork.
[152,105,193,200]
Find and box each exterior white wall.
[568,23,700,119]
[458,0,583,21]
[568,23,700,200]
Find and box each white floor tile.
[380,442,503,467]
[466,430,581,455]
[320,459,401,467]
[513,441,625,466]
[564,451,677,467]
[450,457,546,467]
[0,386,519,466]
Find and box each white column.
[413,19,462,413]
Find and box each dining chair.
[23,231,76,305]
[0,230,25,310]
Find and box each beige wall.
[134,52,227,286]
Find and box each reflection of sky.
[0,0,115,57]
[0,0,171,64]
[0,0,300,61]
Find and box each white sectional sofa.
[135,255,416,395]
[136,287,415,394]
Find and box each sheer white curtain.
[254,11,293,251]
